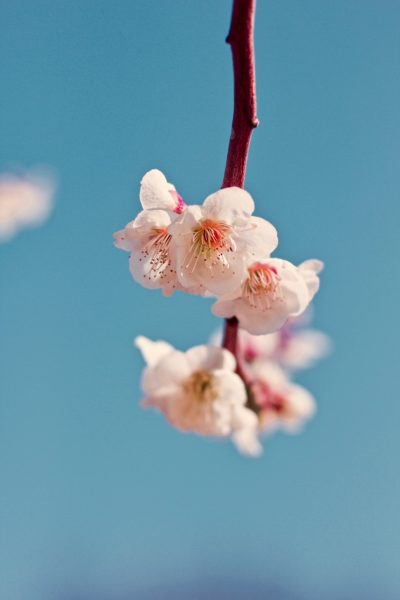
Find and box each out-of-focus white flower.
[140,169,185,214]
[247,360,316,434]
[237,318,331,371]
[135,336,261,456]
[170,187,278,296]
[0,170,55,242]
[212,258,320,335]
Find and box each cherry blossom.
[113,0,327,459]
[246,360,316,434]
[135,336,261,456]
[170,187,278,296]
[114,209,180,296]
[114,173,325,456]
[0,170,55,242]
[212,258,322,335]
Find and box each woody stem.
[221,0,259,374]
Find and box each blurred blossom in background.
[0,169,56,242]
[1,1,399,599]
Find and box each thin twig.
[222,0,258,189]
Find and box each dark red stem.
[222,0,258,189]
[221,0,258,376]
[222,316,249,383]
[222,316,239,356]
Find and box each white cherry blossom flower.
[140,169,185,214]
[170,187,278,296]
[0,170,55,242]
[246,360,316,434]
[135,336,261,456]
[212,258,322,335]
[114,209,179,296]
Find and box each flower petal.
[185,345,237,373]
[239,216,278,258]
[298,259,324,299]
[140,169,181,212]
[113,225,134,251]
[135,335,174,367]
[231,405,262,457]
[202,187,255,222]
[141,349,190,396]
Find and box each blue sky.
[1,1,399,598]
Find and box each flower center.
[182,370,217,404]
[242,263,281,310]
[140,227,173,280]
[185,218,234,271]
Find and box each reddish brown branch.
[222,316,239,356]
[222,0,258,189]
[221,0,258,374]
[222,316,249,382]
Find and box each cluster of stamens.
[140,227,173,280]
[183,370,217,405]
[242,263,281,310]
[185,218,234,272]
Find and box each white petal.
[212,369,247,407]
[238,329,279,362]
[129,251,177,291]
[134,336,174,367]
[280,278,310,316]
[113,226,134,251]
[182,250,248,296]
[134,208,172,229]
[186,345,237,372]
[214,297,290,335]
[140,169,178,211]
[141,350,190,396]
[281,330,331,370]
[249,359,288,388]
[114,210,172,253]
[231,405,262,457]
[169,205,202,240]
[239,216,278,258]
[233,427,263,457]
[281,385,316,433]
[298,259,324,299]
[299,259,324,275]
[211,298,237,320]
[202,187,255,222]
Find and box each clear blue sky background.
[1,1,399,599]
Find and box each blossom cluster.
[0,170,55,242]
[114,169,327,456]
[135,314,329,457]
